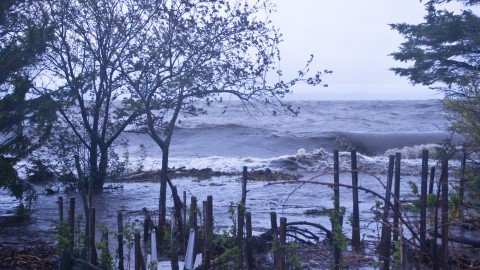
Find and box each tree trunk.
[89,139,100,189]
[96,147,108,189]
[158,148,169,244]
[87,139,108,189]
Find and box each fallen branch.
[429,231,480,247]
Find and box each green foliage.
[0,0,55,211]
[407,180,419,196]
[403,203,420,212]
[71,214,86,250]
[434,138,457,161]
[215,233,240,269]
[0,157,37,220]
[116,219,141,267]
[96,225,113,270]
[393,241,401,266]
[227,202,237,236]
[332,222,348,251]
[136,144,147,172]
[390,2,480,88]
[26,159,55,183]
[210,202,241,268]
[426,194,437,207]
[304,207,333,216]
[0,157,22,199]
[107,142,129,181]
[448,193,464,221]
[285,242,302,270]
[147,260,158,270]
[442,78,480,149]
[55,221,71,253]
[372,200,384,221]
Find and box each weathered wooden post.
[203,196,213,270]
[270,212,278,267]
[187,196,197,263]
[429,166,436,195]
[330,215,344,270]
[171,186,184,246]
[393,152,401,243]
[88,207,97,265]
[101,227,110,269]
[420,149,429,261]
[242,166,248,206]
[246,212,254,270]
[183,190,187,251]
[207,196,213,236]
[332,150,342,269]
[350,150,361,250]
[68,197,75,249]
[237,204,244,269]
[432,164,442,270]
[143,216,149,241]
[379,155,395,269]
[441,159,449,270]
[134,232,145,270]
[118,211,124,270]
[190,197,198,231]
[277,217,287,270]
[58,197,63,224]
[459,151,467,206]
[171,212,179,270]
[333,150,340,217]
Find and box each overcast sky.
[270,0,446,100]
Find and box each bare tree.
[38,0,160,188]
[120,0,329,240]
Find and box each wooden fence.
[56,149,477,270]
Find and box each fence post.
[459,151,467,207]
[118,211,124,270]
[420,149,429,261]
[88,207,97,265]
[58,197,63,224]
[429,166,436,195]
[393,152,401,243]
[441,159,449,269]
[270,212,278,267]
[171,212,179,270]
[190,197,198,231]
[183,190,187,251]
[351,150,361,250]
[134,232,146,270]
[203,197,213,270]
[379,155,395,269]
[332,150,342,269]
[68,197,75,250]
[277,217,287,270]
[246,212,254,270]
[242,166,248,206]
[237,204,244,269]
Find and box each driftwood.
[286,221,332,241]
[254,221,332,249]
[429,231,480,247]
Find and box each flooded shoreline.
[1,169,420,244]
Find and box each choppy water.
[1,99,465,255]
[119,99,461,174]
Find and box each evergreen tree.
[390,0,480,150]
[0,0,55,208]
[390,1,480,88]
[392,0,480,236]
